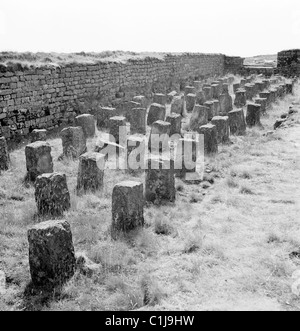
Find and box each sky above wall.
[0,0,299,57]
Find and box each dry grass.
[0,79,300,311]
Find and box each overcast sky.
[0,0,299,57]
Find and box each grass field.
[0,82,300,311]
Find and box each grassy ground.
[0,83,300,311]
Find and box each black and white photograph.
[0,0,300,314]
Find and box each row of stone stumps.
[1,73,297,290]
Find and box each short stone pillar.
[147,103,166,125]
[127,108,147,135]
[196,91,206,105]
[254,98,268,114]
[233,83,241,93]
[269,89,277,103]
[211,84,221,99]
[35,173,71,217]
[96,107,116,128]
[259,92,271,106]
[286,83,293,94]
[108,116,127,145]
[193,81,202,92]
[75,114,95,138]
[185,86,196,95]
[263,79,271,89]
[25,141,53,182]
[219,93,233,115]
[244,84,255,100]
[234,90,247,108]
[145,155,176,204]
[94,139,124,166]
[228,109,246,136]
[166,113,182,136]
[211,116,230,144]
[133,95,148,109]
[77,152,105,194]
[186,94,196,113]
[204,101,215,120]
[111,181,145,239]
[126,136,145,174]
[190,105,209,131]
[167,91,177,104]
[0,137,10,172]
[171,96,184,116]
[222,84,229,94]
[28,220,76,287]
[153,93,167,106]
[31,129,47,143]
[197,124,218,155]
[246,103,261,128]
[149,121,171,153]
[213,100,221,116]
[60,127,87,159]
[203,87,213,101]
[240,79,246,87]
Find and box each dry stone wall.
[0,53,242,141]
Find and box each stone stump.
[203,87,213,101]
[145,156,176,204]
[171,96,184,116]
[269,89,277,103]
[0,137,10,172]
[222,84,229,94]
[233,83,241,93]
[147,103,166,125]
[246,103,261,128]
[60,127,87,159]
[166,113,182,136]
[219,93,233,115]
[108,116,127,145]
[167,91,177,104]
[213,100,221,117]
[211,116,230,144]
[94,139,124,166]
[77,152,105,194]
[35,173,71,217]
[193,81,202,92]
[111,181,145,239]
[96,107,116,128]
[259,92,271,106]
[133,95,148,109]
[196,91,206,105]
[126,136,145,174]
[153,93,167,106]
[228,109,246,136]
[186,94,196,113]
[185,86,196,95]
[190,105,209,131]
[127,108,147,135]
[204,101,215,120]
[197,124,218,155]
[31,129,47,143]
[149,121,171,153]
[75,114,95,138]
[211,84,221,99]
[254,98,268,114]
[25,141,53,182]
[244,84,255,100]
[234,90,247,108]
[28,220,76,287]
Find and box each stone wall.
[0,53,241,141]
[277,49,300,77]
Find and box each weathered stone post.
[75,114,96,138]
[234,90,247,108]
[197,124,218,155]
[167,91,177,104]
[133,95,148,108]
[211,84,221,99]
[31,129,47,143]
[149,121,171,153]
[127,108,147,135]
[111,181,145,239]
[171,96,184,116]
[96,107,116,128]
[185,86,196,95]
[228,109,246,136]
[203,87,213,101]
[35,173,71,217]
[211,116,230,144]
[246,103,261,128]
[145,155,176,204]
[166,113,182,136]
[186,94,196,113]
[233,83,241,93]
[77,152,105,194]
[108,116,127,145]
[219,93,233,115]
[259,92,271,107]
[204,101,215,121]
[25,141,53,182]
[60,127,87,159]
[28,220,76,287]
[153,93,167,106]
[190,105,209,131]
[196,91,206,105]
[147,103,166,125]
[254,98,268,114]
[0,137,10,172]
[126,135,145,174]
